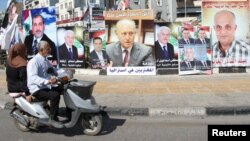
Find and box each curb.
[2,102,250,117]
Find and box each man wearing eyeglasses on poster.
[106,19,154,67]
[212,10,250,67]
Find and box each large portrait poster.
[22,7,58,64]
[104,10,156,75]
[154,22,181,69]
[57,26,85,68]
[202,0,250,67]
[89,30,109,69]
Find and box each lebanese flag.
[22,10,32,36]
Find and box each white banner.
[107,66,156,75]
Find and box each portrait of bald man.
[106,19,154,67]
[58,30,78,60]
[212,10,250,66]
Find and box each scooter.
[9,69,104,136]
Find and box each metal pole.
[185,0,186,17]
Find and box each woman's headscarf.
[7,43,27,68]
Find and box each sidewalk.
[1,69,250,116]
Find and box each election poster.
[22,6,58,64]
[202,0,250,67]
[57,26,85,68]
[89,30,109,69]
[154,22,181,69]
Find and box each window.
[69,2,72,9]
[65,3,68,9]
[65,14,68,19]
[74,12,78,18]
[61,15,64,20]
[156,0,162,6]
[56,7,59,13]
[89,0,96,3]
[60,4,63,9]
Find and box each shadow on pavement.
[99,114,126,135]
[31,114,126,136]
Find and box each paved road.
[1,109,250,141]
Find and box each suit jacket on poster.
[180,59,203,71]
[90,50,109,68]
[24,34,57,61]
[178,38,195,45]
[155,41,175,60]
[58,43,78,60]
[194,38,210,45]
[106,42,154,67]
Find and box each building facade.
[176,0,201,18]
[23,0,58,9]
[55,0,84,27]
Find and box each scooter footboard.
[64,109,81,128]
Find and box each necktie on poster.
[163,46,169,60]
[123,49,129,66]
[32,39,38,55]
[69,48,73,60]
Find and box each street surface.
[1,109,250,141]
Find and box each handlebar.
[56,77,78,85]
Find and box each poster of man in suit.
[178,26,195,47]
[106,19,155,67]
[194,26,211,48]
[179,44,212,75]
[22,7,57,65]
[57,26,85,68]
[154,22,181,69]
[89,30,109,69]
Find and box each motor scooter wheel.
[81,114,102,136]
[13,109,30,132]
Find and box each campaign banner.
[179,44,212,75]
[202,0,250,67]
[154,22,181,69]
[22,6,58,64]
[0,0,23,50]
[91,9,105,31]
[89,30,109,69]
[107,66,156,75]
[57,26,85,68]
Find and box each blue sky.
[30,7,56,25]
[0,0,22,12]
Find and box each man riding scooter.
[27,41,64,128]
